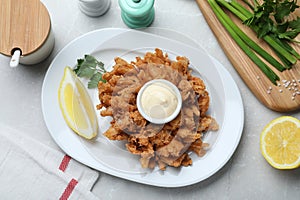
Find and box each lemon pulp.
[260,116,300,169]
[58,66,98,139]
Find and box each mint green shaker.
[119,0,155,28]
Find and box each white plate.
[42,28,244,187]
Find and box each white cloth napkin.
[0,124,100,200]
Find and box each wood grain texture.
[196,0,300,112]
[0,0,51,56]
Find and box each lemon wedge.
[260,116,300,169]
[58,66,98,139]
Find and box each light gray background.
[0,0,299,199]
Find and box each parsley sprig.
[245,0,300,42]
[73,55,106,89]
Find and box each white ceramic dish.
[42,28,244,187]
[137,79,182,124]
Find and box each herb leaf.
[88,72,105,89]
[73,55,106,89]
[246,0,300,41]
[289,17,300,29]
[279,28,300,40]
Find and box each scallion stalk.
[208,0,279,84]
[218,0,300,64]
[210,0,286,71]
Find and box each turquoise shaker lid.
[119,0,155,28]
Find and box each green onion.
[208,0,279,84]
[210,0,286,71]
[217,0,299,64]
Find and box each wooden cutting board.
[196,0,300,112]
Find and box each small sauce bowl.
[137,79,182,124]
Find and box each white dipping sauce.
[140,81,178,119]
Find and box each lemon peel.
[260,116,300,169]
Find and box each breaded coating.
[97,48,218,170]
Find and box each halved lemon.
[260,116,300,169]
[58,66,98,139]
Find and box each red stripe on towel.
[59,155,71,172]
[59,179,78,200]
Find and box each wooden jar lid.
[0,0,51,56]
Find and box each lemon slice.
[260,116,300,169]
[58,66,98,139]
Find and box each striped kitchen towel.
[0,124,100,200]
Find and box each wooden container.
[0,0,54,66]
